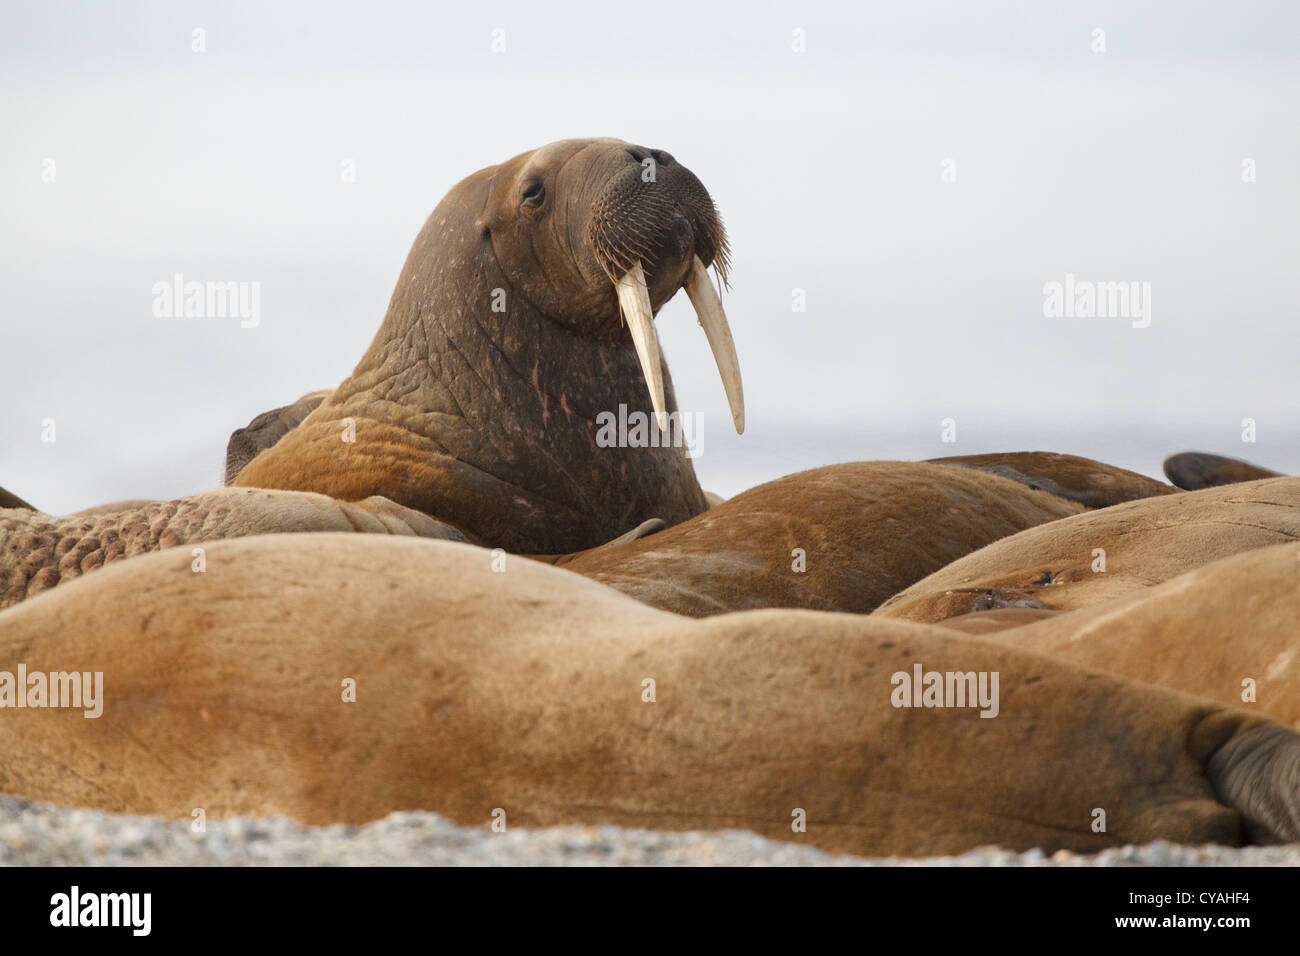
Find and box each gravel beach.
[2,797,1296,867]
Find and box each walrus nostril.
[626,147,649,163]
[650,150,674,166]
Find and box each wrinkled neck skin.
[236,168,707,554]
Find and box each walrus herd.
[2,138,1296,859]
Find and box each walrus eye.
[520,179,545,208]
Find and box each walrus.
[927,451,1176,509]
[874,476,1300,624]
[1,532,1297,857]
[1164,451,1283,491]
[978,543,1300,725]
[553,461,1080,616]
[0,488,465,608]
[224,389,331,486]
[0,140,750,605]
[232,138,744,554]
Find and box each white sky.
[3,0,1297,512]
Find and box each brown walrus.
[874,476,1300,624]
[928,451,1176,509]
[1,139,748,605]
[1,532,1297,857]
[1163,451,1283,491]
[554,461,1080,616]
[233,138,744,554]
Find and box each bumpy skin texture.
[0,488,466,608]
[875,477,1300,624]
[1164,451,1283,491]
[556,462,1081,616]
[981,543,1300,726]
[1,533,1297,856]
[224,390,331,486]
[928,451,1176,509]
[234,139,725,554]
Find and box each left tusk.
[685,255,745,434]
[616,261,669,432]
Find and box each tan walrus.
[0,532,1297,857]
[974,543,1300,725]
[874,476,1300,624]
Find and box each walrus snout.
[644,215,696,293]
[625,146,674,167]
[587,145,743,432]
[589,149,729,287]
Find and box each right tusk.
[685,255,745,434]
[615,261,669,432]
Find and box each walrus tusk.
[684,255,745,435]
[616,261,669,432]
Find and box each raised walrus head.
[233,138,742,553]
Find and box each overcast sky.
[3,0,1297,513]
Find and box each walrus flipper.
[224,389,332,485]
[1207,722,1300,844]
[1163,452,1283,491]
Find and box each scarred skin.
[0,488,465,609]
[554,461,1081,616]
[980,543,1300,725]
[234,138,727,554]
[928,451,1177,509]
[874,477,1300,624]
[1,532,1297,855]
